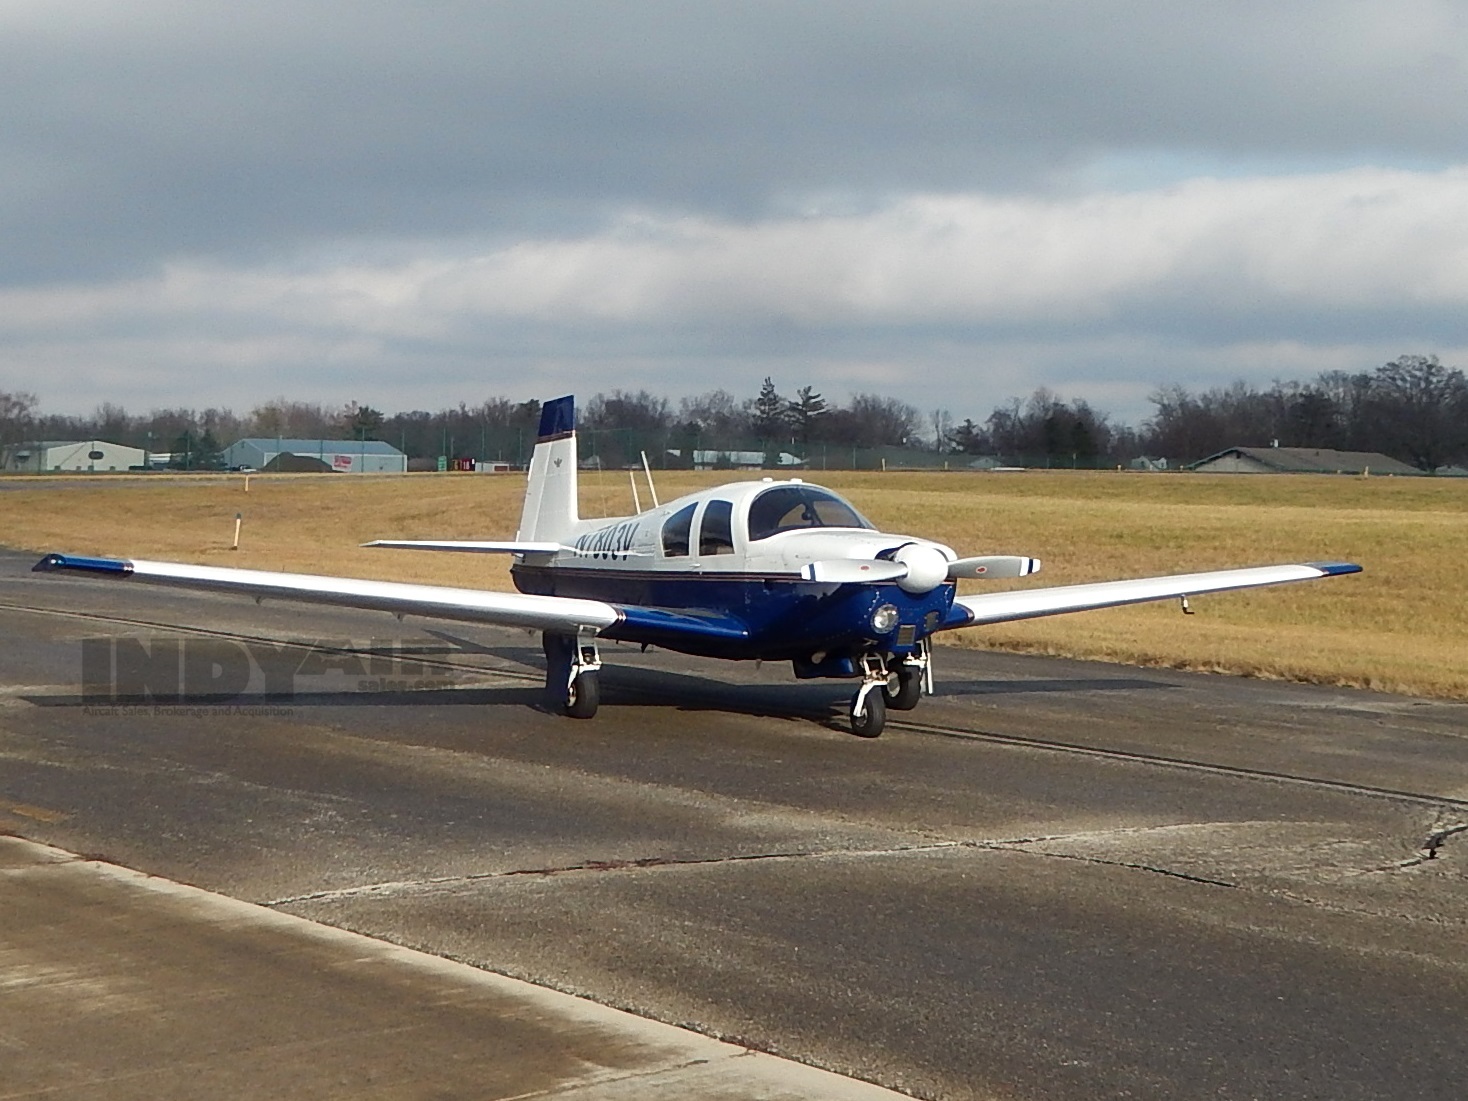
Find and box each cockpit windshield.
[746,485,874,541]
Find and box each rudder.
[517,396,580,543]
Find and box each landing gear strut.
[849,653,889,737]
[543,630,602,719]
[850,642,932,736]
[882,640,930,712]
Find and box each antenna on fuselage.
[629,470,642,513]
[639,451,660,508]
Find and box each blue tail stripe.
[536,395,575,441]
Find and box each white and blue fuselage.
[511,476,967,674]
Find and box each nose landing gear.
[849,681,886,737]
[849,641,931,736]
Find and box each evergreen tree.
[785,385,828,444]
[343,402,385,440]
[946,418,990,454]
[752,377,786,441]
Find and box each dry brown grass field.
[2,469,1464,699]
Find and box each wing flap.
[950,562,1361,627]
[33,553,619,633]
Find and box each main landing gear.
[543,631,602,719]
[849,641,931,737]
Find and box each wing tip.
[33,553,133,576]
[1306,561,1363,577]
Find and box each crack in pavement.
[261,842,966,906]
[264,828,1252,908]
[976,842,1239,888]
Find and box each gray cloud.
[1,1,1466,420]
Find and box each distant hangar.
[223,438,407,473]
[1191,446,1419,475]
[1,440,147,472]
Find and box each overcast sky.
[2,0,1466,424]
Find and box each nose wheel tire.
[882,668,922,711]
[849,688,886,737]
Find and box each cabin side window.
[698,499,735,556]
[661,503,697,557]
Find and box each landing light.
[871,603,900,633]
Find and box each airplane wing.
[32,554,618,633]
[948,561,1360,627]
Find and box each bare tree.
[246,398,340,439]
[583,390,670,433]
[1366,354,1468,471]
[930,408,953,452]
[825,393,921,449]
[677,390,751,449]
[0,390,38,451]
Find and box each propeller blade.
[800,560,909,584]
[948,555,1042,580]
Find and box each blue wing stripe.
[32,553,135,576]
[1305,561,1363,576]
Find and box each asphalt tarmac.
[2,547,1466,1100]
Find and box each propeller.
[948,555,1042,579]
[800,560,908,584]
[799,548,1041,592]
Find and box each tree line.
[2,354,1464,471]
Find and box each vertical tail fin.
[517,396,580,543]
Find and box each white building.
[665,449,806,470]
[1,440,147,473]
[222,438,407,473]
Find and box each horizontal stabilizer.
[363,540,564,555]
[800,559,909,584]
[948,555,1041,579]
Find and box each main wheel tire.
[849,688,886,737]
[565,668,600,719]
[882,668,922,711]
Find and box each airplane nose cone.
[893,543,949,593]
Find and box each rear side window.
[699,500,735,556]
[661,503,696,557]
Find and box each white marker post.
[231,512,242,551]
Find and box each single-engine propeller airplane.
[36,395,1361,736]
